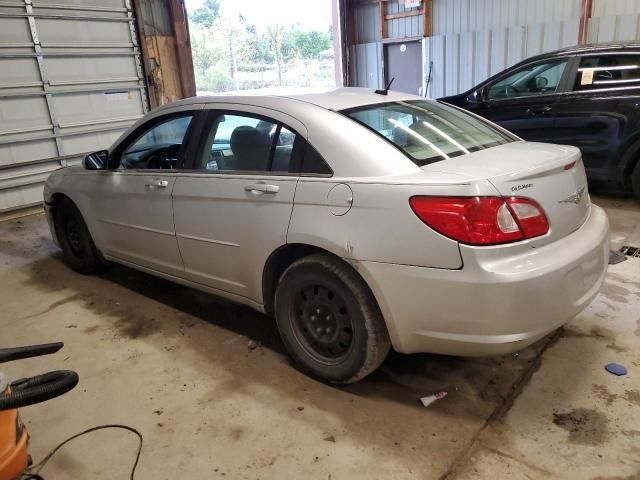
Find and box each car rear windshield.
[342,100,516,166]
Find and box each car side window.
[486,60,568,100]
[299,141,332,176]
[197,113,298,173]
[573,55,640,91]
[118,115,193,170]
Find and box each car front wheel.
[275,253,391,384]
[54,198,105,274]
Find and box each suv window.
[120,115,193,170]
[197,113,298,173]
[486,59,568,100]
[573,55,640,91]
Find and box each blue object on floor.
[605,363,627,376]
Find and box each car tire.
[275,253,391,384]
[54,198,105,274]
[632,161,640,202]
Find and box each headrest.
[230,126,270,154]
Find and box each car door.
[85,107,202,277]
[172,106,307,303]
[553,53,640,182]
[467,57,571,141]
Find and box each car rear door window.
[197,113,298,173]
[573,55,640,91]
[486,60,568,100]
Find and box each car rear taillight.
[409,196,549,246]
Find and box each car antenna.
[375,77,395,95]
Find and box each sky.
[185,0,333,32]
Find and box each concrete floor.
[1,195,639,480]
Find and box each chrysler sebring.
[43,88,610,383]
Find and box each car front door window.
[120,115,193,170]
[486,60,568,100]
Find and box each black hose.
[0,370,79,411]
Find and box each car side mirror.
[84,150,108,170]
[467,88,486,103]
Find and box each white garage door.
[0,0,148,213]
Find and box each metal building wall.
[432,0,581,35]
[587,0,640,43]
[0,0,148,213]
[348,0,426,90]
[425,0,582,98]
[385,0,424,38]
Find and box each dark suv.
[440,42,640,200]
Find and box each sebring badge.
[559,186,586,205]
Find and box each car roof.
[526,40,640,62]
[153,87,424,114]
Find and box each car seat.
[230,126,271,171]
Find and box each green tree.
[266,25,287,86]
[290,29,332,59]
[190,0,220,29]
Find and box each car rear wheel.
[54,198,105,274]
[632,161,640,202]
[275,253,391,384]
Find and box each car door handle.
[145,179,169,189]
[527,106,553,115]
[245,183,279,194]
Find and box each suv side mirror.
[84,150,108,170]
[467,88,485,104]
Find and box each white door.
[88,113,196,277]
[173,109,305,302]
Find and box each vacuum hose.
[0,370,79,411]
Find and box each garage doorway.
[384,41,422,95]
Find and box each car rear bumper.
[358,205,610,356]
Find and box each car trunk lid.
[421,141,590,244]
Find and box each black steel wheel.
[291,283,354,364]
[275,253,391,384]
[54,198,105,274]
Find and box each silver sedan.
[43,88,610,383]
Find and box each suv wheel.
[275,253,391,384]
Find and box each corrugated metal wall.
[348,0,425,90]
[385,0,424,38]
[432,0,581,35]
[587,0,640,43]
[425,0,583,98]
[0,0,148,213]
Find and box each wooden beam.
[168,0,196,98]
[379,0,387,40]
[385,9,424,21]
[578,0,592,45]
[423,0,432,37]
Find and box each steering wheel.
[505,85,518,97]
[159,144,181,169]
[145,144,181,169]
